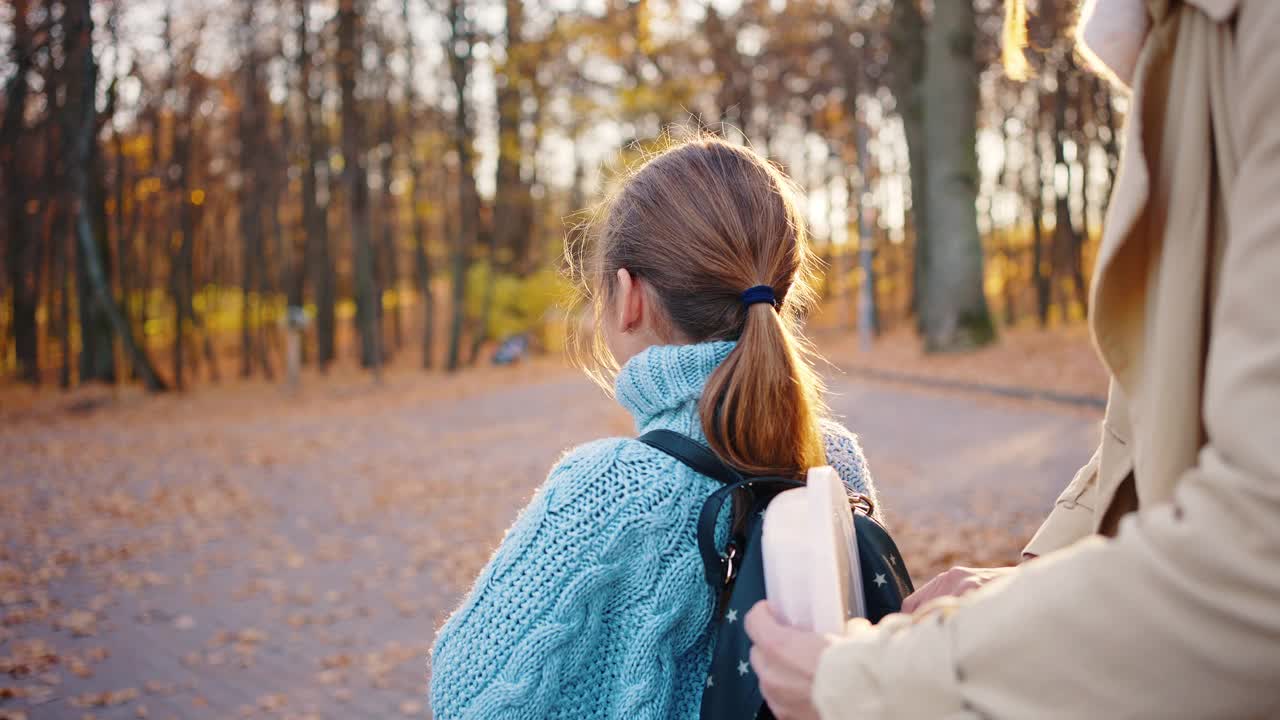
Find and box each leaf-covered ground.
[821,324,1110,402]
[0,332,1101,719]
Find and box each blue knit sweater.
[428,341,875,719]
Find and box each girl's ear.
[615,268,645,333]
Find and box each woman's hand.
[745,601,868,720]
[901,565,1017,614]
[746,568,1018,717]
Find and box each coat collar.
[1180,0,1239,22]
[1090,0,1232,415]
[1087,1,1177,382]
[1083,0,1239,86]
[1091,0,1235,340]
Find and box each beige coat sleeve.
[812,3,1280,717]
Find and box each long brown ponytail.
[572,135,827,478]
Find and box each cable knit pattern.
[428,341,875,719]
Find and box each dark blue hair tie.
[740,285,777,309]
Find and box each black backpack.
[637,429,914,720]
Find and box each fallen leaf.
[257,693,287,711]
[59,610,97,637]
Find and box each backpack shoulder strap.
[637,429,744,486]
[638,429,802,586]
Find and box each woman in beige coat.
[746,0,1280,717]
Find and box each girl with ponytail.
[429,136,877,719]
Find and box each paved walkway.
[0,367,1099,720]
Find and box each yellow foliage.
[465,264,576,349]
[136,177,164,200]
[381,288,403,310]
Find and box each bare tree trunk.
[468,0,528,365]
[501,0,538,274]
[378,85,399,356]
[338,0,381,376]
[39,207,57,384]
[887,0,929,333]
[402,0,435,370]
[112,107,137,349]
[1027,94,1050,327]
[296,0,335,370]
[75,4,124,384]
[853,71,878,348]
[57,221,72,388]
[256,165,277,380]
[445,0,479,373]
[1051,61,1082,322]
[77,84,118,385]
[2,0,39,383]
[468,225,496,365]
[163,8,200,390]
[998,86,1018,327]
[62,0,166,391]
[286,1,310,321]
[920,0,994,351]
[170,163,199,390]
[48,10,77,389]
[238,1,262,378]
[197,200,222,383]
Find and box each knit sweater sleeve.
[428,439,620,718]
[820,418,878,511]
[427,437,710,719]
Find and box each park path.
[0,364,1099,720]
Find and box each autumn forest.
[1,0,1117,391]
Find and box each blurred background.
[0,1,1113,719]
[0,0,1114,387]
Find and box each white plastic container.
[761,466,865,633]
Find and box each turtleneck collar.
[614,341,735,438]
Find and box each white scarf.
[1077,0,1151,88]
